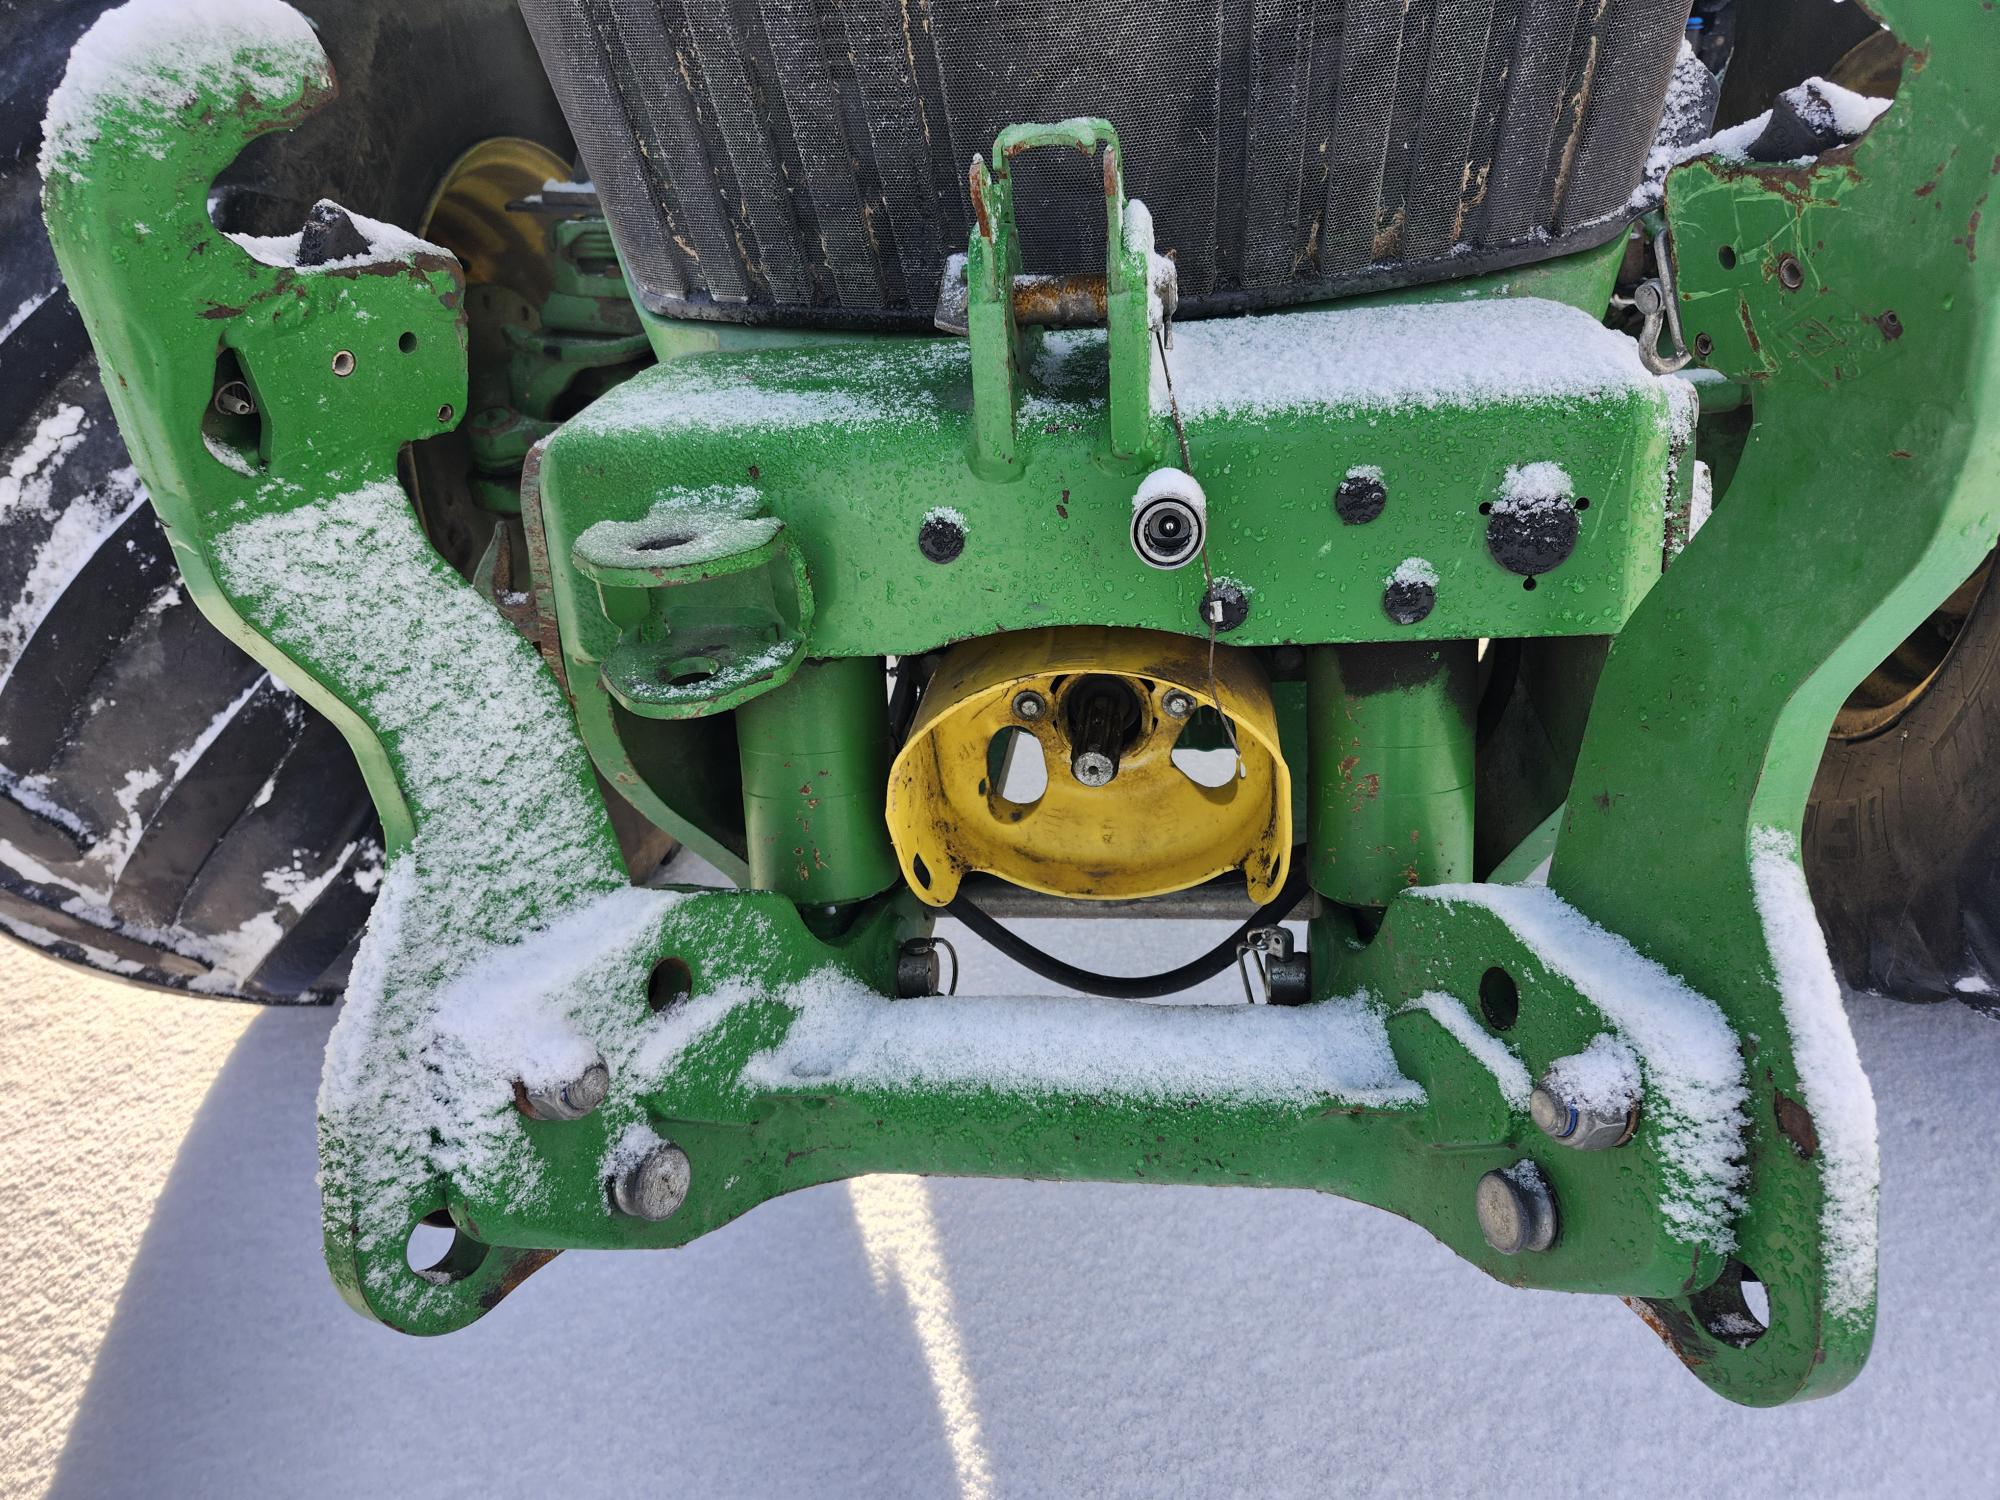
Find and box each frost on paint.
[1399,992,1531,1109]
[40,0,326,182]
[1413,883,1749,1251]
[211,475,658,1315]
[573,485,781,571]
[1749,827,1880,1324]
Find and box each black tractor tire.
[1806,563,2000,1012]
[0,0,572,1000]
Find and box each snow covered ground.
[3,915,1997,1498]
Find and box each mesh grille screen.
[519,0,1690,328]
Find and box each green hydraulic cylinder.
[736,657,901,906]
[1306,642,1477,907]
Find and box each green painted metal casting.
[38,0,2000,1409]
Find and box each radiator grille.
[519,0,1691,328]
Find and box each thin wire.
[1154,325,1243,777]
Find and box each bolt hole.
[1170,709,1239,788]
[1688,1257,1771,1347]
[1717,245,1737,270]
[636,533,696,552]
[660,655,719,689]
[911,853,933,890]
[647,955,693,1013]
[1573,497,1590,511]
[1693,333,1714,358]
[398,331,418,354]
[986,725,1048,805]
[1522,576,1538,591]
[1777,254,1805,291]
[1478,966,1519,1030]
[437,403,455,424]
[331,349,355,377]
[1478,501,1493,515]
[405,1219,456,1273]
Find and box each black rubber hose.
[944,850,1312,999]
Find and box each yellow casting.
[887,627,1291,905]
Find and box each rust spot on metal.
[1736,296,1763,355]
[1774,1090,1819,1159]
[478,1248,559,1311]
[1626,1296,1711,1371]
[1011,271,1109,326]
[967,159,992,241]
[1874,309,1903,341]
[1891,449,1914,459]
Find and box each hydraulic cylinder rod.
[1306,642,1477,907]
[736,657,900,905]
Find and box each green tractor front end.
[30,0,1999,1406]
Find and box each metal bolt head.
[611,1142,691,1221]
[1072,749,1117,788]
[516,1058,610,1122]
[1530,1080,1639,1151]
[918,514,966,564]
[1475,1161,1559,1255]
[1381,576,1436,626]
[1161,689,1197,720]
[1334,471,1388,525]
[1011,689,1047,721]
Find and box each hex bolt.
[1012,689,1048,721]
[611,1141,692,1221]
[331,349,356,377]
[515,1058,611,1122]
[1381,575,1436,626]
[1530,1078,1639,1151]
[1161,689,1198,720]
[1475,1161,1559,1255]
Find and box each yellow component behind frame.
[886,627,1292,906]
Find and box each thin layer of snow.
[1673,79,1892,174]
[1545,1034,1642,1115]
[743,970,1424,1109]
[1167,299,1658,420]
[573,485,779,571]
[211,476,646,1313]
[1689,459,1714,538]
[39,0,326,182]
[1494,461,1574,515]
[1345,463,1384,485]
[1412,883,1748,1250]
[226,209,446,272]
[1629,40,1718,211]
[1131,466,1204,518]
[0,288,56,344]
[202,433,257,476]
[923,504,968,530]
[1749,826,1880,1324]
[1390,557,1438,589]
[1398,991,1531,1109]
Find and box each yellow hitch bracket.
[886,627,1292,906]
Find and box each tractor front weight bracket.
[40,0,2000,1407]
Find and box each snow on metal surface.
[1399,991,1532,1109]
[740,969,1425,1109]
[39,0,325,182]
[1413,882,1749,1251]
[1545,1033,1643,1115]
[1749,826,1880,1323]
[573,484,780,571]
[1167,298,1658,419]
